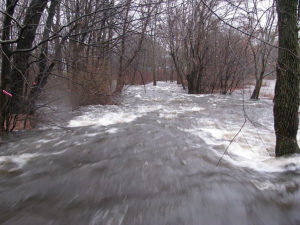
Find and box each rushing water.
[1,82,300,225]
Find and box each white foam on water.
[68,112,139,127]
[36,139,53,143]
[0,153,40,172]
[185,106,205,112]
[84,133,100,137]
[183,117,300,173]
[106,128,118,134]
[176,89,300,173]
[0,150,66,172]
[67,80,300,173]
[136,104,163,113]
[68,101,164,128]
[251,179,298,192]
[159,113,178,119]
[53,140,67,146]
[159,106,205,119]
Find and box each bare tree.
[0,0,165,131]
[165,0,186,89]
[0,0,19,131]
[273,0,300,156]
[243,0,277,100]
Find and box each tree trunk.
[28,0,58,114]
[187,71,197,94]
[152,38,157,86]
[250,78,263,100]
[116,0,131,94]
[251,54,268,100]
[170,53,185,90]
[9,0,48,113]
[152,58,157,86]
[0,0,19,131]
[151,15,157,86]
[273,0,300,156]
[54,1,62,73]
[196,68,203,94]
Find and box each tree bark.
[273,0,300,156]
[116,0,131,93]
[28,0,58,114]
[250,77,263,100]
[9,0,48,113]
[152,33,157,86]
[0,0,19,131]
[170,53,185,89]
[54,0,62,73]
[187,71,197,94]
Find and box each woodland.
[2,1,300,224]
[0,0,299,156]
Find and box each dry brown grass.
[260,93,274,100]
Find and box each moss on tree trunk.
[273,0,300,156]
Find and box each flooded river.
[1,82,300,225]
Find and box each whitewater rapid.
[67,81,300,173]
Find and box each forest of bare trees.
[2,1,300,223]
[0,0,279,132]
[0,0,163,131]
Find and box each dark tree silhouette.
[273,0,300,156]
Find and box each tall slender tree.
[0,0,19,131]
[273,0,300,156]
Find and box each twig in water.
[217,118,247,166]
